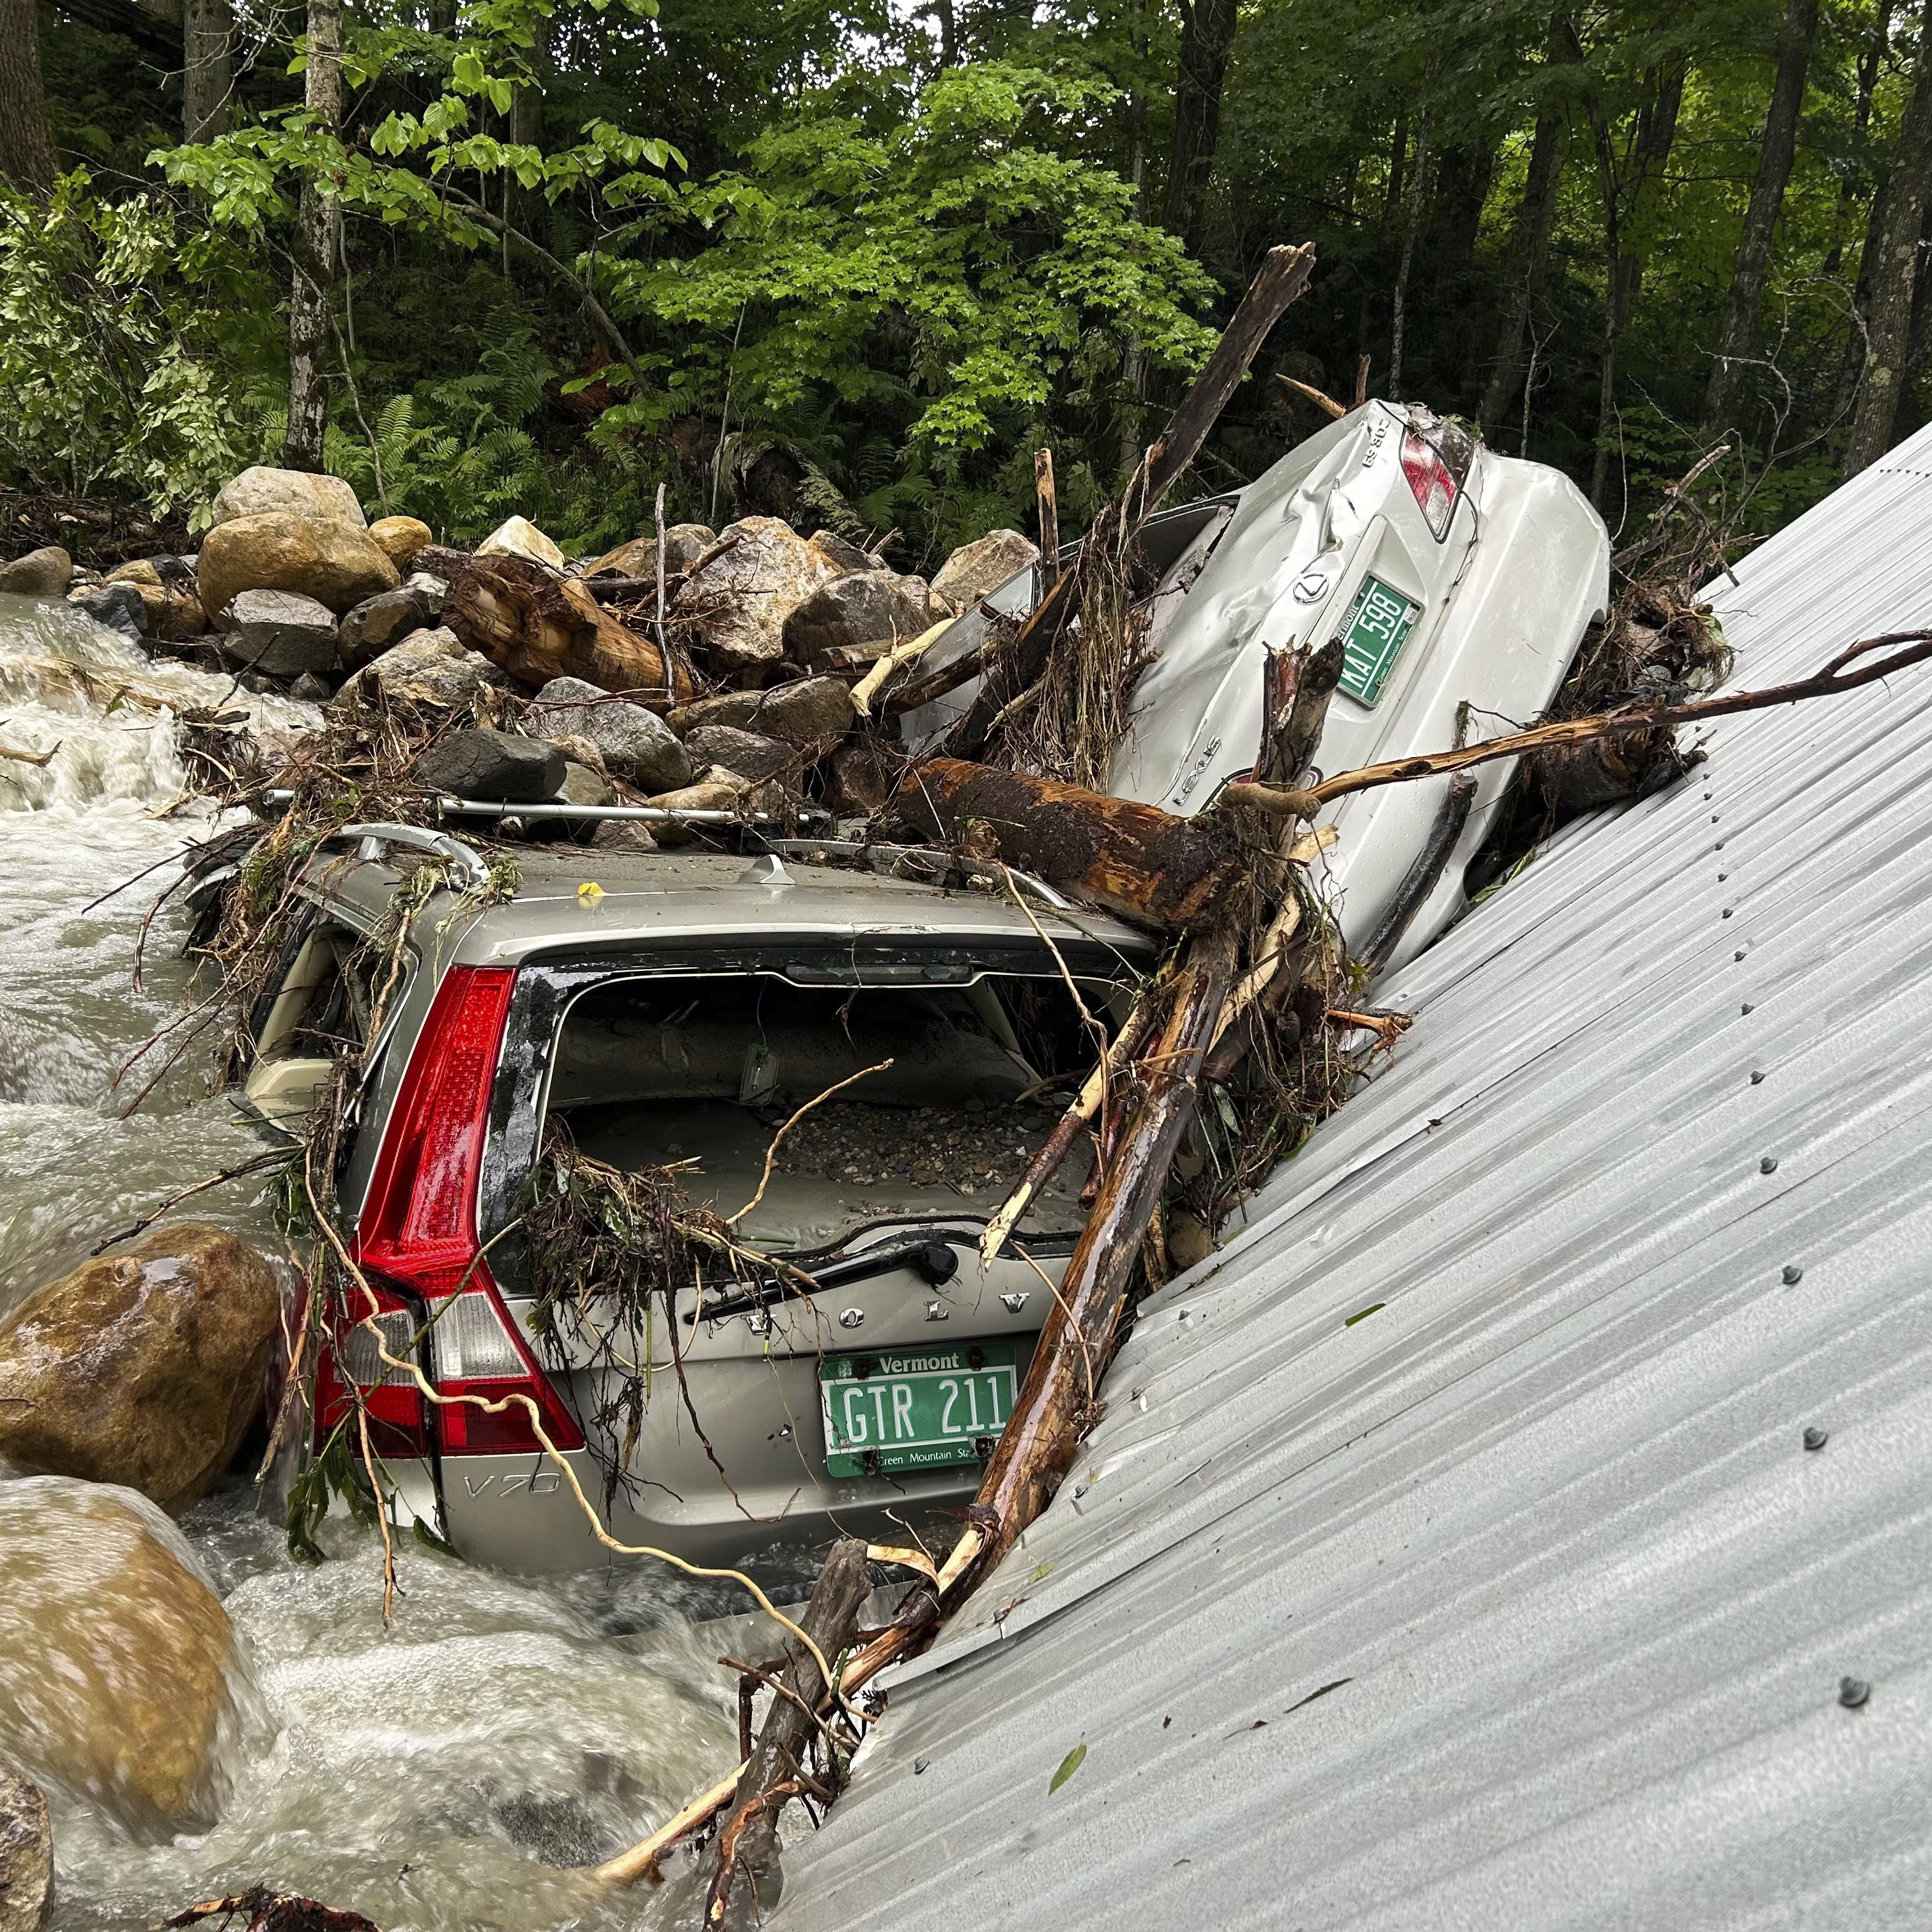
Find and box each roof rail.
[326,822,492,894]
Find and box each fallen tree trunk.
[703,1537,871,1930]
[889,756,1245,931]
[443,553,697,703]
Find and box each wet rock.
[132,582,210,643]
[593,819,658,853]
[103,557,162,586]
[337,585,435,671]
[530,760,618,845]
[1166,1211,1216,1272]
[645,776,749,845]
[823,737,900,815]
[333,627,503,712]
[414,728,565,803]
[527,673,691,793]
[582,523,714,583]
[367,513,433,568]
[808,530,882,574]
[783,569,935,668]
[477,514,565,570]
[684,724,795,783]
[210,466,366,530]
[402,567,449,611]
[0,1223,280,1515]
[287,670,332,703]
[75,583,146,642]
[680,518,839,679]
[195,512,399,617]
[0,1765,51,1932]
[667,674,856,744]
[930,528,1038,613]
[0,549,73,598]
[215,588,340,680]
[0,1476,252,1836]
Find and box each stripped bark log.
[945,245,1316,762]
[889,757,1245,931]
[703,1537,871,1930]
[443,553,698,703]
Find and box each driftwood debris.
[889,756,1245,931]
[702,1536,872,1929]
[443,552,696,703]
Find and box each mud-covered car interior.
[546,968,1117,1250]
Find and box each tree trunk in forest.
[1699,0,1820,438]
[183,0,234,145]
[1480,13,1579,441]
[1163,0,1238,256]
[284,0,344,474]
[0,0,56,192]
[508,15,551,250]
[1387,105,1431,394]
[1119,1,1151,478]
[1846,10,1932,475]
[1590,59,1687,509]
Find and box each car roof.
[300,841,1158,971]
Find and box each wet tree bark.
[1700,0,1820,438]
[1163,0,1238,257]
[890,758,1246,931]
[704,1537,871,1931]
[1480,13,1578,441]
[183,0,234,146]
[0,0,55,193]
[1846,7,1932,475]
[285,0,344,474]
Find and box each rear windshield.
[546,970,1118,1249]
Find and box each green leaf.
[1048,1740,1087,1793]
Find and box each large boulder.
[527,673,691,792]
[645,776,751,846]
[0,1766,50,1932]
[196,511,399,617]
[413,728,565,802]
[367,514,433,568]
[0,1476,254,1837]
[476,514,566,570]
[930,528,1039,613]
[0,549,73,598]
[783,569,937,668]
[210,466,365,530]
[215,588,339,678]
[0,1223,280,1514]
[678,518,840,680]
[684,724,796,783]
[332,627,503,713]
[337,584,436,671]
[669,674,856,746]
[581,523,714,583]
[807,530,882,574]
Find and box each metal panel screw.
[1751,1070,1766,1084]
[1742,1002,1755,1015]
[1839,1677,1870,1709]
[1761,1157,1779,1174]
[1782,1264,1804,1285]
[1735,950,1746,962]
[1803,1427,1828,1451]
[1722,907,1734,918]
[1717,873,1728,882]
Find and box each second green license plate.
[820,1341,1019,1478]
[1338,573,1422,707]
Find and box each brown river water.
[0,592,774,1930]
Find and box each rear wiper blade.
[691,1238,960,1324]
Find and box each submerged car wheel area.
[277,847,1152,1570]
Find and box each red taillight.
[1401,431,1459,539]
[346,963,585,1457]
[358,966,516,1297]
[315,1282,428,1458]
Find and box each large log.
[889,756,1245,932]
[443,553,696,704]
[703,1537,871,1930]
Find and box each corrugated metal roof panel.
[774,432,1932,1931]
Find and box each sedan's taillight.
[1401,431,1459,539]
[319,964,585,1461]
[315,1282,427,1459]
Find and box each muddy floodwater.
[0,592,767,1930]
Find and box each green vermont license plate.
[820,1342,1019,1478]
[1338,573,1422,707]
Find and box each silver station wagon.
[247,831,1152,1571]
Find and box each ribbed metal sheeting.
[775,434,1932,1932]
